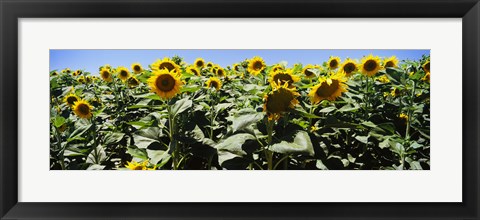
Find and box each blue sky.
[50,49,429,74]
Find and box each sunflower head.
[422,60,430,74]
[390,87,401,97]
[51,71,58,76]
[116,66,130,81]
[77,76,86,83]
[147,68,183,99]
[127,76,140,88]
[85,76,92,84]
[263,82,300,121]
[233,63,242,72]
[360,54,383,76]
[64,93,80,106]
[73,70,82,76]
[270,64,285,74]
[186,66,201,76]
[399,113,409,124]
[308,72,348,104]
[268,69,300,87]
[247,56,266,76]
[62,68,71,74]
[206,77,222,91]
[151,57,181,74]
[100,67,113,82]
[384,56,399,68]
[327,56,341,70]
[302,64,317,79]
[72,99,93,119]
[215,66,226,77]
[131,62,143,74]
[125,160,149,170]
[206,62,214,68]
[194,58,205,69]
[340,58,358,77]
[377,75,390,83]
[422,72,430,83]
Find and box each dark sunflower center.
[196,60,204,67]
[273,73,294,85]
[316,80,340,97]
[77,104,90,115]
[253,61,263,70]
[266,89,294,114]
[329,60,338,68]
[304,69,314,76]
[133,65,141,71]
[210,81,219,89]
[235,65,240,71]
[120,70,128,77]
[159,62,175,71]
[344,63,356,73]
[217,69,224,76]
[101,71,110,78]
[191,69,199,75]
[155,74,175,92]
[67,97,78,105]
[133,166,143,170]
[424,62,430,72]
[385,61,394,68]
[364,60,377,71]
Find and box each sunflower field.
[50,54,430,170]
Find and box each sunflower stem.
[265,119,274,170]
[405,81,416,140]
[167,103,178,170]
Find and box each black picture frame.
[1,0,479,219]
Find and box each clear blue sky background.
[50,49,429,75]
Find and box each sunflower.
[327,56,341,70]
[359,54,383,76]
[77,76,86,83]
[270,64,285,74]
[422,72,430,83]
[125,160,149,170]
[127,76,140,88]
[390,87,401,97]
[100,67,113,82]
[85,76,92,84]
[72,99,93,119]
[339,58,358,77]
[73,70,82,76]
[186,66,200,76]
[62,68,71,74]
[302,64,317,79]
[102,64,112,70]
[206,62,214,68]
[422,60,430,74]
[151,57,181,73]
[206,77,222,91]
[194,58,205,69]
[269,69,300,87]
[247,56,266,76]
[51,71,58,76]
[377,75,390,83]
[215,66,226,77]
[64,93,80,106]
[399,113,409,124]
[309,72,348,104]
[384,56,399,68]
[116,66,130,82]
[147,68,183,99]
[263,82,300,121]
[131,62,143,74]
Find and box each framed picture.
[1,0,479,219]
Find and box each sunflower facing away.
[194,58,205,69]
[72,99,93,119]
[100,67,113,82]
[116,66,131,82]
[339,58,358,77]
[268,69,300,87]
[302,64,317,79]
[327,56,341,70]
[127,76,140,88]
[151,57,181,73]
[384,56,399,68]
[309,72,348,104]
[263,82,300,121]
[247,56,266,76]
[131,62,143,74]
[359,54,383,77]
[422,60,430,74]
[147,68,184,99]
[64,93,80,106]
[206,77,222,91]
[186,66,201,76]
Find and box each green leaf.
[103,132,125,145]
[171,97,192,117]
[68,119,92,142]
[319,106,337,113]
[269,131,314,156]
[215,133,256,156]
[180,85,201,93]
[133,127,164,149]
[127,146,149,160]
[231,111,264,133]
[53,116,66,128]
[86,145,107,165]
[355,135,369,144]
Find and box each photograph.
[49,49,430,170]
